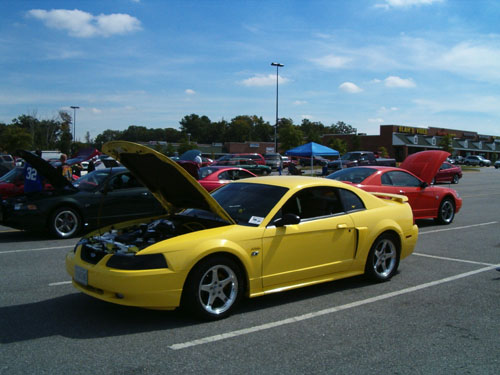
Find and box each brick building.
[322,125,500,162]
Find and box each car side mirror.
[273,213,301,227]
[420,181,428,188]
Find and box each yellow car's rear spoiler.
[370,192,408,204]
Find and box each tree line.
[0,112,358,156]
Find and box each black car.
[0,151,164,238]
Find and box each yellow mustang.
[66,141,418,320]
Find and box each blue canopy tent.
[285,142,339,174]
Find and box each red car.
[198,166,256,192]
[327,150,462,224]
[433,162,462,184]
[0,167,55,199]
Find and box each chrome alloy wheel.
[198,264,238,315]
[371,238,397,279]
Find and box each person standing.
[59,154,73,181]
[23,150,43,193]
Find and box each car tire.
[452,174,459,184]
[435,197,455,225]
[182,255,244,320]
[49,206,82,239]
[365,233,400,282]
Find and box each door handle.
[399,190,405,194]
[337,223,348,229]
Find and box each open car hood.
[399,150,450,184]
[102,141,236,224]
[19,150,75,190]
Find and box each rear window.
[327,167,377,184]
[1,155,14,162]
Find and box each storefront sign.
[398,126,428,135]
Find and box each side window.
[381,173,393,185]
[339,189,365,212]
[218,171,230,180]
[280,187,344,220]
[239,170,254,179]
[385,171,421,187]
[110,173,140,190]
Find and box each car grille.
[80,244,108,265]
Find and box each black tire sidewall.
[437,198,455,225]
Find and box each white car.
[494,160,500,169]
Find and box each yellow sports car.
[66,141,418,320]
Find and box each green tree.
[278,122,303,153]
[438,134,454,154]
[300,119,324,143]
[227,115,254,142]
[179,114,212,143]
[378,146,389,158]
[329,121,356,134]
[329,138,348,155]
[1,126,32,154]
[94,130,123,149]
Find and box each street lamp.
[70,106,80,142]
[271,62,284,153]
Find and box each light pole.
[271,62,284,153]
[70,106,80,142]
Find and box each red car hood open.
[399,150,450,184]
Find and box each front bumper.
[66,246,184,310]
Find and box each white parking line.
[169,264,499,350]
[413,253,495,266]
[0,245,74,254]
[419,221,498,235]
[49,281,72,286]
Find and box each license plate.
[74,265,88,286]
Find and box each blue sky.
[1,0,500,141]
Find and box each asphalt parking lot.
[1,168,499,374]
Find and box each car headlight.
[106,253,168,270]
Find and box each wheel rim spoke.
[198,264,238,315]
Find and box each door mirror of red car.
[273,213,301,227]
[420,181,428,189]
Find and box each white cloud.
[294,100,307,105]
[310,54,351,69]
[379,106,399,112]
[368,118,384,123]
[185,89,196,95]
[339,82,363,93]
[301,115,313,120]
[376,0,443,9]
[90,108,102,114]
[27,9,141,38]
[241,74,288,87]
[384,76,416,88]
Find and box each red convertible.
[327,150,462,224]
